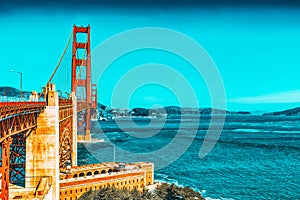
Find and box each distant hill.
[155,106,181,115]
[200,108,229,115]
[263,107,300,116]
[0,86,33,99]
[132,108,150,116]
[112,106,250,117]
[0,86,20,96]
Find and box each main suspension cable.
[47,32,73,85]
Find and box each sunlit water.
[78,115,300,200]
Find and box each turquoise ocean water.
[78,115,300,199]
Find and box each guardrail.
[0,101,46,108]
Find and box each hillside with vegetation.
[79,183,205,200]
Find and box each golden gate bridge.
[0,25,154,200]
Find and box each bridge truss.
[0,102,46,199]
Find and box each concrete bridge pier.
[25,84,59,199]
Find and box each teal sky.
[1,7,300,111]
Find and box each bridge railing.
[0,101,46,108]
[0,102,46,121]
[59,98,72,106]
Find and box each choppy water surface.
[78,115,300,200]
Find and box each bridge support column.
[71,92,77,167]
[0,138,12,200]
[26,84,59,199]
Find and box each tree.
[78,183,204,200]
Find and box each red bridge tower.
[71,25,97,140]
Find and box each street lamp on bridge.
[10,69,23,101]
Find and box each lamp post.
[57,90,62,98]
[10,70,23,101]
